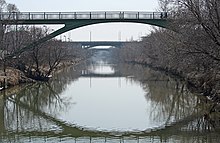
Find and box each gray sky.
[6,0,159,41]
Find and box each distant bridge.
[63,41,134,48]
[0,11,169,57]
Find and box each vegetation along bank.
[0,0,91,89]
[113,0,220,106]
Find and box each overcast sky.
[6,0,159,41]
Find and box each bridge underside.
[30,18,168,42]
[7,19,167,57]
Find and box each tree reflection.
[1,83,68,132]
[0,60,220,142]
[0,64,84,141]
[113,63,220,133]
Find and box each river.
[0,49,220,143]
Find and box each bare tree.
[0,0,19,88]
[178,0,220,47]
[14,26,86,81]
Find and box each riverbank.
[0,67,34,89]
[0,58,84,91]
[125,60,220,105]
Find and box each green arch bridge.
[0,11,169,57]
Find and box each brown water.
[0,50,220,143]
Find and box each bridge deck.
[0,11,167,24]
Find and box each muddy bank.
[0,67,34,89]
[0,59,84,90]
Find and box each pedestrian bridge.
[0,11,169,57]
[0,11,168,26]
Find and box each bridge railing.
[0,11,167,21]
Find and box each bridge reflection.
[0,94,209,143]
[81,70,122,78]
[0,62,219,142]
[0,93,206,141]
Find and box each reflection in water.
[0,50,220,142]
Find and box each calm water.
[0,50,220,143]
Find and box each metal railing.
[0,11,168,20]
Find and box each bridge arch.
[0,11,169,56]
